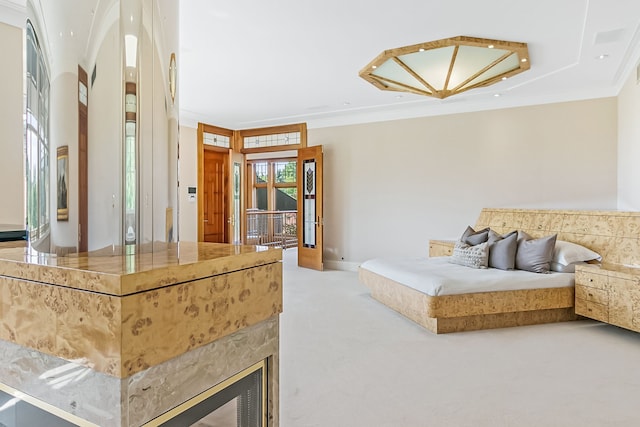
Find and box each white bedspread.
[360,256,574,296]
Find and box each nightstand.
[428,240,455,257]
[575,263,640,332]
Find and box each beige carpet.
[279,249,640,427]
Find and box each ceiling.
[2,0,639,130]
[179,0,640,129]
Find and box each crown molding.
[0,0,26,28]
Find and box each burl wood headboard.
[475,208,640,267]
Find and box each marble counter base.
[0,317,279,426]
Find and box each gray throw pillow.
[487,230,517,270]
[449,240,489,269]
[460,226,490,246]
[515,231,558,273]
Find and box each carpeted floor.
[279,249,640,427]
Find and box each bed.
[359,208,640,333]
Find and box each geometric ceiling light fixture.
[359,36,530,99]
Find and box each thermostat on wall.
[188,186,196,202]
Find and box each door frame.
[198,122,312,256]
[197,123,234,242]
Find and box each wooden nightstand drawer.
[575,284,608,305]
[575,298,609,323]
[575,270,608,290]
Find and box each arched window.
[25,21,50,242]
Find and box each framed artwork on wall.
[57,146,69,221]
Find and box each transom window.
[240,123,306,154]
[204,132,230,149]
[243,132,300,149]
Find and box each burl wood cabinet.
[428,240,455,257]
[575,264,640,332]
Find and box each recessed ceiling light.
[494,93,501,97]
[419,48,425,52]
[372,65,377,69]
[596,54,609,60]
[521,58,528,63]
[488,44,494,49]
[501,76,507,80]
[395,95,404,99]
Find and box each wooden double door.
[199,145,324,271]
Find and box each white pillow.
[552,240,601,268]
[549,261,589,273]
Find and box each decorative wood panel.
[476,208,640,266]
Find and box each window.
[203,132,230,149]
[274,161,297,211]
[198,123,234,152]
[243,132,300,149]
[246,159,298,248]
[247,160,297,211]
[239,123,306,154]
[253,162,268,210]
[26,21,50,242]
[124,82,137,243]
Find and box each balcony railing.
[246,210,297,249]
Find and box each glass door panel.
[297,146,323,270]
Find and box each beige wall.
[309,98,618,264]
[617,67,640,210]
[179,99,618,265]
[178,125,198,242]
[0,22,24,225]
